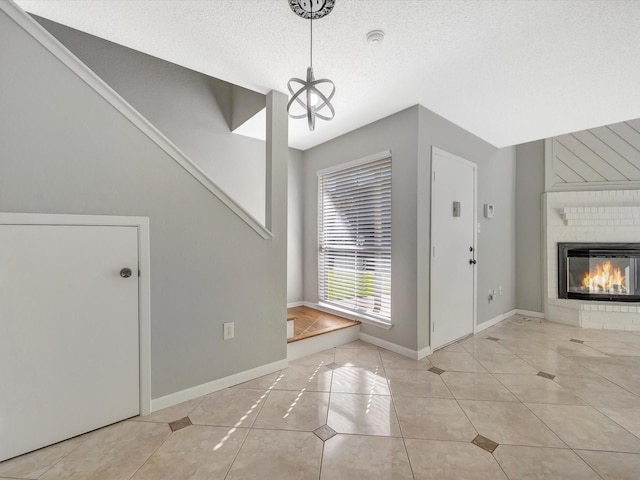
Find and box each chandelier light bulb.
[287,67,335,131]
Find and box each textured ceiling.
[15,0,640,150]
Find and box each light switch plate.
[223,322,234,340]
[484,204,495,218]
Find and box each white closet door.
[0,225,139,461]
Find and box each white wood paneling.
[553,139,594,182]
[589,126,640,180]
[573,130,640,180]
[610,122,640,149]
[556,134,626,181]
[554,158,586,183]
[549,120,640,189]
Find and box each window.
[318,152,392,324]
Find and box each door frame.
[429,147,478,350]
[0,213,151,415]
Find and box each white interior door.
[0,225,140,462]
[430,148,476,350]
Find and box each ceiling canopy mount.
[288,0,335,20]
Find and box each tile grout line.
[446,335,512,479]
[485,320,640,452]
[14,320,640,479]
[377,347,418,479]
[490,326,640,455]
[125,422,175,480]
[592,407,640,443]
[223,383,276,480]
[547,355,640,406]
[32,431,92,480]
[317,440,325,480]
[463,348,544,480]
[222,428,251,480]
[518,400,572,450]
[571,449,607,480]
[490,449,512,480]
[569,360,640,397]
[319,348,333,480]
[463,333,595,477]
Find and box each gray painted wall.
[303,107,419,350]
[231,84,266,132]
[302,106,517,352]
[417,107,517,350]
[515,141,545,312]
[287,148,304,304]
[37,16,305,305]
[36,16,268,224]
[0,9,287,399]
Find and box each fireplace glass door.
[558,243,640,302]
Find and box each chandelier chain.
[310,10,313,67]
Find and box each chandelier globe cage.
[286,0,336,131]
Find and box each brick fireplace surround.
[544,190,640,330]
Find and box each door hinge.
[433,171,436,182]
[432,322,435,332]
[432,246,435,257]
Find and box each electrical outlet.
[223,322,234,340]
[499,285,503,296]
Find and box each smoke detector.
[366,30,385,45]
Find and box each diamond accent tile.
[486,336,500,341]
[570,339,584,344]
[428,366,445,375]
[313,424,337,442]
[169,416,192,432]
[325,362,342,370]
[537,371,556,380]
[472,434,499,453]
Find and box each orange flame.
[581,260,626,292]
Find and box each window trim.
[316,150,392,177]
[317,150,393,325]
[312,301,394,329]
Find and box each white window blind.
[318,155,392,323]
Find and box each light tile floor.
[2,315,640,479]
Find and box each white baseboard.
[150,358,288,412]
[475,308,545,333]
[475,310,513,333]
[287,301,304,308]
[416,346,432,360]
[514,309,545,318]
[359,333,431,360]
[287,325,360,361]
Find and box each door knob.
[469,259,477,265]
[120,268,132,278]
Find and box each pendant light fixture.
[287,0,336,131]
